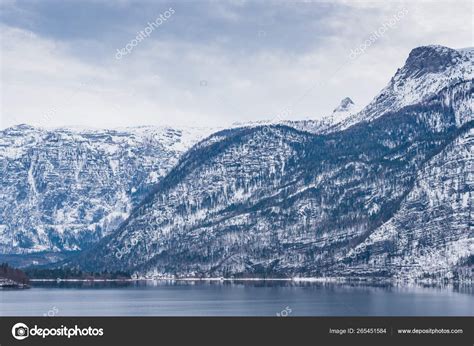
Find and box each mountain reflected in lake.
[1,281,472,316]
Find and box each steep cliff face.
[72,103,471,279]
[0,125,213,254]
[282,46,472,136]
[67,45,472,279]
[4,45,473,280]
[338,46,473,130]
[336,126,473,280]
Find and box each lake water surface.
[1,281,472,316]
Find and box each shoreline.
[29,277,335,282]
[28,277,472,285]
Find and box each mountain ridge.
[0,124,216,255]
[3,45,473,281]
[69,102,470,276]
[64,44,472,280]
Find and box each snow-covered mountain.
[69,45,473,281]
[338,45,473,130]
[0,125,215,254]
[331,97,359,122]
[3,45,473,281]
[337,127,473,280]
[288,46,472,135]
[229,97,361,135]
[283,46,472,136]
[283,97,361,134]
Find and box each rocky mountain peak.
[334,45,472,131]
[399,45,462,79]
[333,97,355,113]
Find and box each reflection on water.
[1,280,473,316]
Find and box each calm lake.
[1,281,473,316]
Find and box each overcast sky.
[1,0,472,129]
